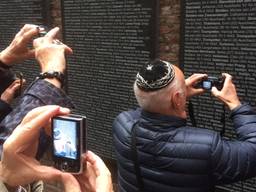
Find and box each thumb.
[10,82,20,92]
[194,87,205,95]
[211,86,219,98]
[61,173,81,192]
[64,45,73,55]
[34,165,81,192]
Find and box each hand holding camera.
[1,105,112,192]
[33,27,72,73]
[0,106,70,187]
[0,24,39,65]
[185,73,207,99]
[33,26,73,88]
[189,73,241,110]
[211,73,241,110]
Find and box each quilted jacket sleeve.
[211,104,256,184]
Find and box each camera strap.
[220,104,226,136]
[188,101,197,127]
[131,121,144,192]
[188,100,226,136]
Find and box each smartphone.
[52,114,86,174]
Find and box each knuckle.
[22,24,29,30]
[24,24,31,29]
[15,33,19,38]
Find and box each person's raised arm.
[0,24,39,66]
[0,24,38,101]
[33,27,72,88]
[209,73,256,184]
[0,27,74,150]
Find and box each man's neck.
[156,109,186,119]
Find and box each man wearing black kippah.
[113,59,256,192]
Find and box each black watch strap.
[38,71,65,87]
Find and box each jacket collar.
[140,109,187,130]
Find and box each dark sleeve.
[0,79,75,157]
[0,100,12,122]
[210,104,256,184]
[0,67,16,95]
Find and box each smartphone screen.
[52,115,86,174]
[53,119,78,160]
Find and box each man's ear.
[170,91,183,110]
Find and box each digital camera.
[199,76,224,90]
[38,25,48,37]
[52,114,87,174]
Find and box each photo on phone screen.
[53,119,78,160]
[52,115,86,174]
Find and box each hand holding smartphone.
[52,114,87,174]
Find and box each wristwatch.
[38,71,65,87]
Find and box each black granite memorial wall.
[0,0,50,84]
[62,0,159,158]
[181,0,256,191]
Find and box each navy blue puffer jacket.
[113,104,256,192]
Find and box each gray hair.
[134,76,184,113]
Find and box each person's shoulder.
[113,108,141,130]
[115,107,141,121]
[178,126,218,145]
[184,126,216,133]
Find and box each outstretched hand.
[62,151,113,192]
[185,73,207,99]
[0,105,113,192]
[0,24,39,65]
[211,73,241,110]
[33,27,73,73]
[0,105,70,187]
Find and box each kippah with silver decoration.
[135,60,175,91]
